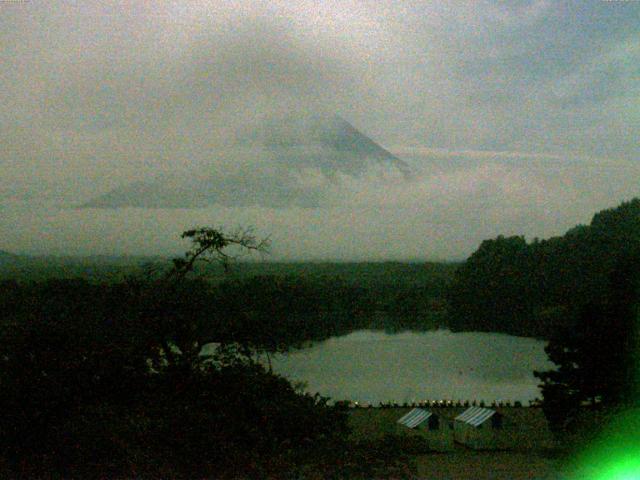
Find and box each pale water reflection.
[269,330,553,404]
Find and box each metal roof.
[397,408,433,428]
[455,407,496,427]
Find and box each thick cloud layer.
[3,151,639,260]
[0,1,638,259]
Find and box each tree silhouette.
[138,226,271,373]
[535,252,640,432]
[170,226,270,278]
[0,227,402,478]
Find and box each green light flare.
[569,409,640,480]
[596,455,640,480]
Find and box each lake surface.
[268,330,553,404]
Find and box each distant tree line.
[0,255,455,336]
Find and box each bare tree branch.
[167,226,270,280]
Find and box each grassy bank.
[348,407,565,479]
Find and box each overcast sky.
[1,1,638,260]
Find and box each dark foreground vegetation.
[0,199,639,476]
[0,230,414,478]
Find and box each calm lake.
[266,330,553,405]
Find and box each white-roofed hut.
[396,408,454,451]
[454,406,505,450]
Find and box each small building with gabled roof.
[454,406,505,450]
[396,408,454,451]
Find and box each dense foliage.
[0,258,456,336]
[448,198,640,338]
[534,252,640,433]
[448,199,640,432]
[0,231,416,478]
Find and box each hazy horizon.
[1,1,638,260]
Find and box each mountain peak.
[83,112,412,209]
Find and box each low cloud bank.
[2,150,638,261]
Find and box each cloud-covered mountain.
[83,114,411,209]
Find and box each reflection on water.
[269,329,553,404]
